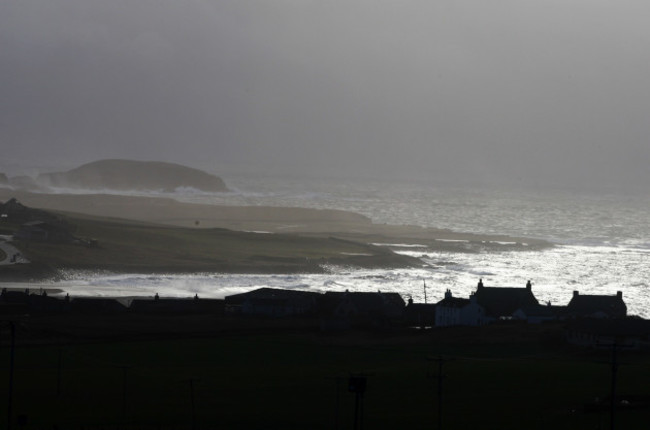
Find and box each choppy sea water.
[5,176,650,318]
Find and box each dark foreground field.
[1,318,649,429]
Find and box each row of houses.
[3,283,647,348]
[431,281,628,327]
[1,283,631,325]
[0,289,224,315]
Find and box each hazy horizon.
[3,1,650,194]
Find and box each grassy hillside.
[9,211,416,275]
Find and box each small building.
[320,290,406,329]
[566,291,627,319]
[403,297,437,328]
[473,281,539,322]
[224,287,320,317]
[435,290,485,327]
[1,288,69,313]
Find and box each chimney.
[573,291,579,298]
[616,291,623,299]
[444,289,452,299]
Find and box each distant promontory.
[38,159,229,192]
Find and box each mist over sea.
[11,175,650,318]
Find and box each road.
[0,236,29,265]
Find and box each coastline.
[0,189,551,281]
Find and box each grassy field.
[1,322,649,429]
[4,212,417,277]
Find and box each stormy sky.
[2,1,649,192]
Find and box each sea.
[4,175,650,318]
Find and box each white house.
[435,290,486,327]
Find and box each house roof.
[320,291,405,316]
[404,302,436,316]
[473,286,538,318]
[225,287,320,305]
[436,296,472,308]
[567,292,626,317]
[325,291,405,310]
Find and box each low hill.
[38,159,229,192]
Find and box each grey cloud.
[2,1,650,192]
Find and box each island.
[37,159,229,192]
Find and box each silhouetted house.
[1,288,69,314]
[403,297,437,328]
[513,303,563,324]
[566,291,627,319]
[320,290,405,329]
[71,298,127,314]
[566,318,650,349]
[1,289,29,315]
[435,289,486,327]
[224,287,320,317]
[130,296,224,314]
[14,220,74,243]
[28,293,70,313]
[473,282,539,322]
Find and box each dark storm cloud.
[2,1,650,192]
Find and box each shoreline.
[0,189,551,281]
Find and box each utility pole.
[56,348,62,396]
[428,356,452,430]
[609,342,617,430]
[189,378,198,430]
[348,375,367,430]
[117,366,130,423]
[598,339,632,430]
[7,322,16,430]
[423,280,428,304]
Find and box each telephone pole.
[428,356,453,430]
[7,322,16,430]
[348,374,367,430]
[598,339,633,430]
[423,280,428,304]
